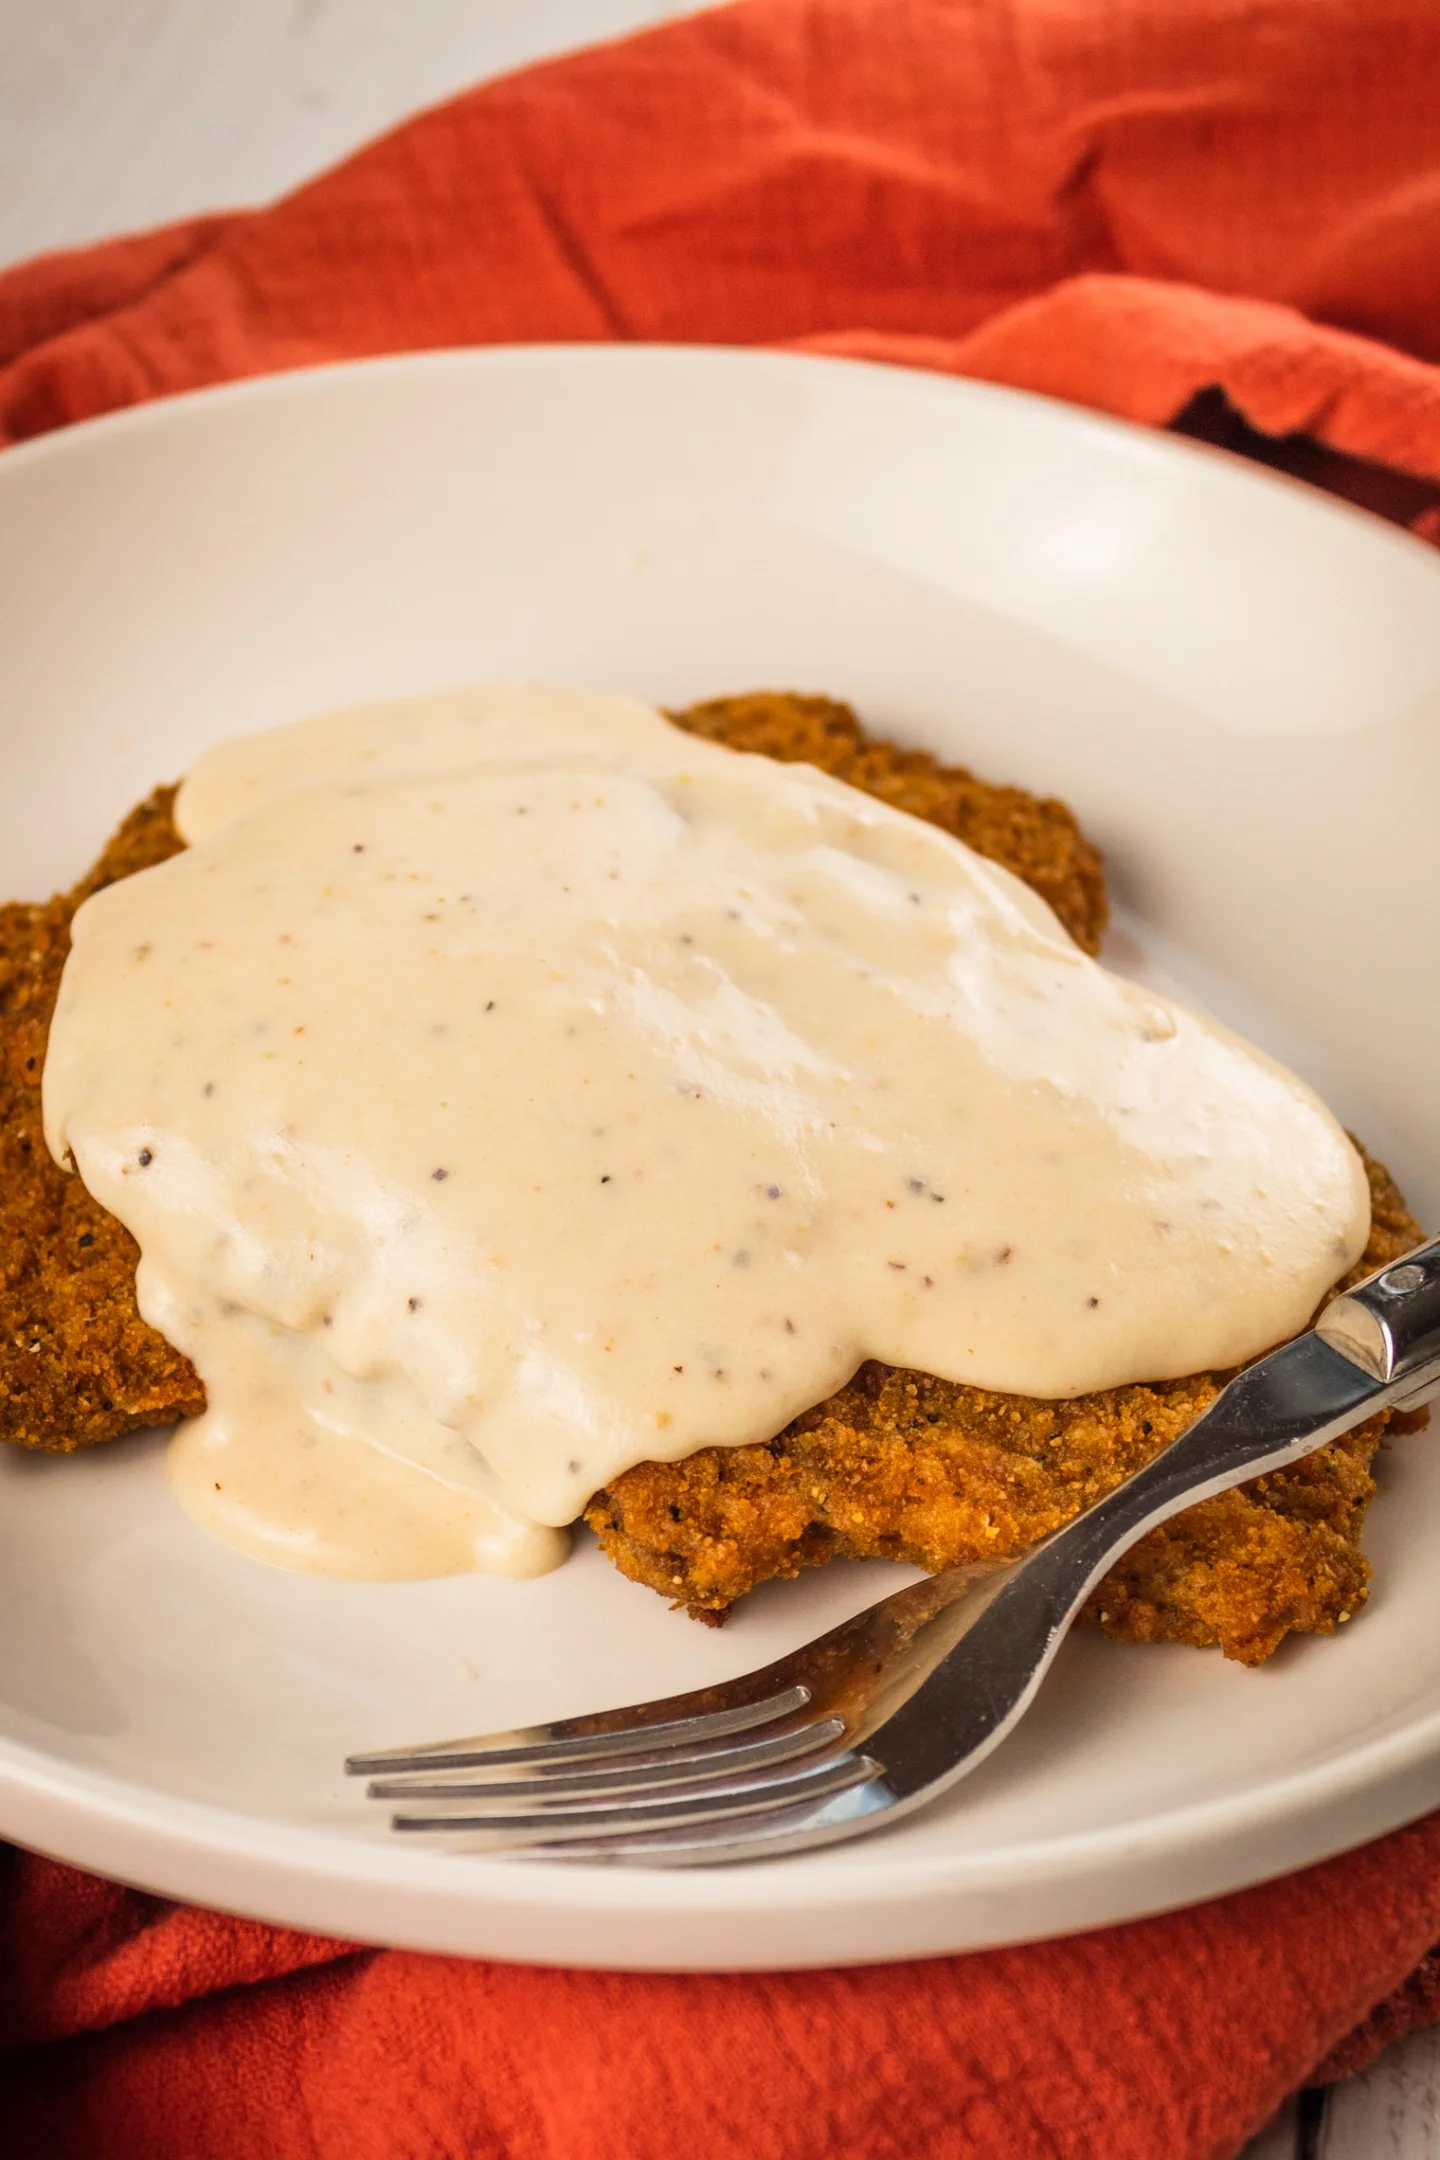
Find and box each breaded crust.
[1,788,203,1449]
[586,1151,1426,1663]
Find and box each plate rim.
[3,1694,1439,1968]
[5,335,1439,576]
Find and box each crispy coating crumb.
[669,692,1108,955]
[0,788,204,1450]
[587,1150,1425,1662]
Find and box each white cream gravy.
[43,687,1370,1580]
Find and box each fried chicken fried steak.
[2,696,1425,1664]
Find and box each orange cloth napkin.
[5,0,1440,472]
[3,3,1440,2153]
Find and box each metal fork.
[347,1237,1440,1866]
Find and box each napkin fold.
[4,2,1440,2155]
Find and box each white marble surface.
[0,0,693,269]
[1,3,1435,2154]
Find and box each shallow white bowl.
[0,346,1437,1971]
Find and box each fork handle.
[871,1236,1440,1807]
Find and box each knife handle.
[1316,1234,1440,1406]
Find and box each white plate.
[0,347,1437,1971]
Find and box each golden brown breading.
[586,1150,1426,1663]
[1,788,203,1450]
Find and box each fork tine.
[344,1682,810,1777]
[388,1751,878,1841]
[533,1776,897,1866]
[365,1716,846,1801]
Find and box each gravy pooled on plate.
[42,687,1370,1579]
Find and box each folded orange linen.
[3,3,1440,2155]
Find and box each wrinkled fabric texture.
[5,1827,1440,2159]
[4,1,1440,2155]
[5,0,1440,470]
